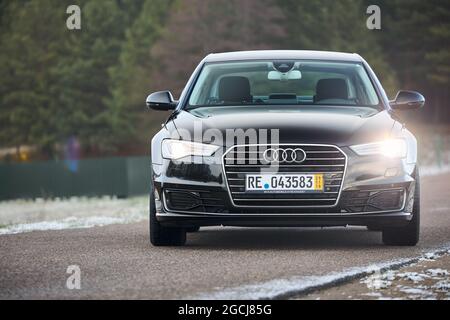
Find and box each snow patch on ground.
[421,164,450,177]
[422,252,439,261]
[0,196,147,235]
[396,272,428,283]
[397,286,436,299]
[191,244,450,300]
[191,258,414,299]
[361,292,383,297]
[356,253,450,299]
[0,215,146,235]
[361,270,396,290]
[433,280,450,291]
[426,269,449,277]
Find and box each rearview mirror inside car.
[268,70,302,81]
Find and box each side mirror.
[390,90,425,111]
[146,91,178,111]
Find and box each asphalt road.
[1,174,449,299]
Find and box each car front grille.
[223,144,347,207]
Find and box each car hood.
[171,106,397,146]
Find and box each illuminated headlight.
[350,139,407,158]
[161,140,220,160]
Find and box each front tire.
[382,171,420,246]
[149,192,186,246]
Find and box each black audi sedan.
[146,50,424,247]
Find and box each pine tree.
[51,0,130,154]
[150,0,287,95]
[375,0,450,122]
[278,0,397,95]
[107,0,174,145]
[0,0,69,155]
[0,0,153,156]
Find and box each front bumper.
[152,146,417,228]
[156,211,413,228]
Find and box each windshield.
[187,60,380,109]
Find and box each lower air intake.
[341,188,405,213]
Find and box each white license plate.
[245,174,324,193]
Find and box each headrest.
[218,76,252,103]
[315,78,349,102]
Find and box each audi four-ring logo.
[262,148,307,163]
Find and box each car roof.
[204,50,363,63]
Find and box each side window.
[355,65,379,105]
[189,68,212,105]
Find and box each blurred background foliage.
[0,0,449,160]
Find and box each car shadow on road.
[185,227,385,250]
